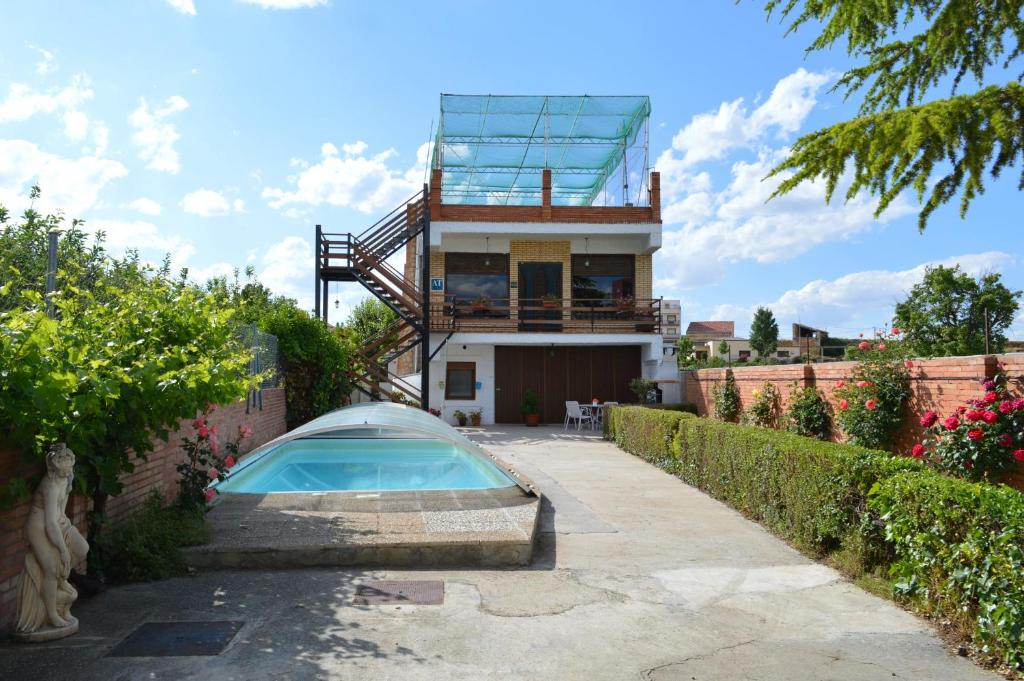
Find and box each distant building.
[660,299,682,356]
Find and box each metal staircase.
[315,185,446,410]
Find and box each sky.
[1,0,1021,338]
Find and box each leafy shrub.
[785,385,831,440]
[834,340,910,449]
[605,406,1024,669]
[711,373,740,422]
[646,403,699,415]
[177,416,250,509]
[744,381,780,428]
[92,495,208,582]
[628,377,657,404]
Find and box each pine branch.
[767,83,1024,231]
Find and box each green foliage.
[520,389,540,415]
[785,384,831,440]
[717,340,730,358]
[835,342,910,449]
[92,494,208,583]
[711,372,741,422]
[893,265,1021,356]
[347,297,399,344]
[744,381,781,429]
[679,355,729,370]
[628,377,657,404]
[645,403,699,415]
[453,409,468,426]
[606,406,1024,667]
[176,415,249,510]
[762,1,1024,230]
[675,335,695,368]
[749,307,779,357]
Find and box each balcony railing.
[429,297,662,334]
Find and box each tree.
[762,1,1024,231]
[718,340,731,358]
[675,334,695,368]
[893,265,1020,356]
[749,307,779,357]
[348,297,399,343]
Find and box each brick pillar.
[541,168,552,221]
[650,171,661,223]
[430,168,442,219]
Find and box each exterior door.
[517,262,562,332]
[494,346,641,423]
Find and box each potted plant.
[469,408,482,426]
[541,293,561,309]
[471,295,492,313]
[521,389,541,426]
[614,295,635,312]
[453,409,468,427]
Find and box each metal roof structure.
[433,94,651,206]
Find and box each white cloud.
[711,251,1017,337]
[125,197,162,216]
[0,75,93,131]
[85,218,196,270]
[129,95,189,173]
[661,68,830,170]
[237,0,328,9]
[62,110,89,141]
[0,139,127,215]
[31,46,58,76]
[259,235,312,310]
[263,141,428,214]
[181,188,245,217]
[165,0,197,15]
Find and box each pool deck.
[184,482,540,569]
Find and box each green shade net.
[434,94,650,206]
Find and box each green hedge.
[605,406,1024,670]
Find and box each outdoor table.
[583,403,605,429]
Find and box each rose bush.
[834,334,910,450]
[176,415,251,509]
[743,381,780,429]
[914,371,1024,481]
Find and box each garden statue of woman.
[13,443,89,642]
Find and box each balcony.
[429,297,662,334]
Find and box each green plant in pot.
[469,408,483,426]
[453,409,468,427]
[541,293,560,309]
[521,389,541,426]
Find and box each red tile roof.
[685,321,735,338]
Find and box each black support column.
[314,224,322,320]
[420,184,430,412]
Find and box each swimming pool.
[216,438,514,493]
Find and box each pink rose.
[210,424,218,435]
[224,455,236,468]
[967,429,985,441]
[919,411,938,428]
[857,341,870,351]
[192,417,206,429]
[1014,449,1024,463]
[856,380,873,389]
[865,399,877,411]
[904,360,914,369]
[877,343,887,351]
[834,380,845,388]
[839,399,849,410]
[198,426,210,439]
[239,425,253,438]
[204,488,216,504]
[207,467,220,480]
[981,411,998,425]
[891,327,901,335]
[944,416,960,430]
[210,438,221,455]
[911,444,925,458]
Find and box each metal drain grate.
[107,621,244,657]
[352,580,444,605]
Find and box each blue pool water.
[215,438,514,493]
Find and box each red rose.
[965,410,983,422]
[967,429,985,441]
[964,460,975,469]
[865,399,877,411]
[856,380,873,389]
[834,380,845,388]
[919,411,938,428]
[998,401,1013,414]
[904,360,914,369]
[957,405,967,414]
[911,444,925,458]
[998,434,1013,448]
[224,455,236,468]
[839,399,849,410]
[857,341,871,351]
[1014,449,1024,463]
[877,343,887,351]
[198,426,210,438]
[944,416,960,430]
[192,417,206,429]
[981,411,998,424]
[891,327,901,335]
[204,488,216,504]
[983,391,998,405]
[207,467,220,480]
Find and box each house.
[660,299,682,357]
[317,94,663,424]
[681,320,813,362]
[682,321,735,360]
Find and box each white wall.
[427,341,496,426]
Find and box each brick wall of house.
[0,388,286,634]
[684,355,1023,464]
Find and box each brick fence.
[684,354,1024,477]
[0,388,286,635]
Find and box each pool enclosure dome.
[234,402,531,493]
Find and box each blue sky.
[2,0,1021,337]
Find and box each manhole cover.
[107,621,244,657]
[352,580,444,605]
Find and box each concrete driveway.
[0,426,1001,680]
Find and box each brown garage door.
[494,346,641,423]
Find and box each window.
[777,350,790,358]
[445,362,476,400]
[666,314,677,324]
[445,253,509,314]
[738,350,751,362]
[666,327,677,336]
[571,255,635,305]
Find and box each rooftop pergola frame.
[433,94,651,207]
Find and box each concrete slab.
[0,425,1003,681]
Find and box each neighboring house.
[681,320,820,362]
[683,321,735,360]
[317,94,663,425]
[660,299,682,357]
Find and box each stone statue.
[13,443,89,642]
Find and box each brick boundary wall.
[0,387,286,635]
[684,354,1024,484]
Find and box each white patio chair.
[564,401,596,431]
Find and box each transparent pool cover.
[214,403,523,494]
